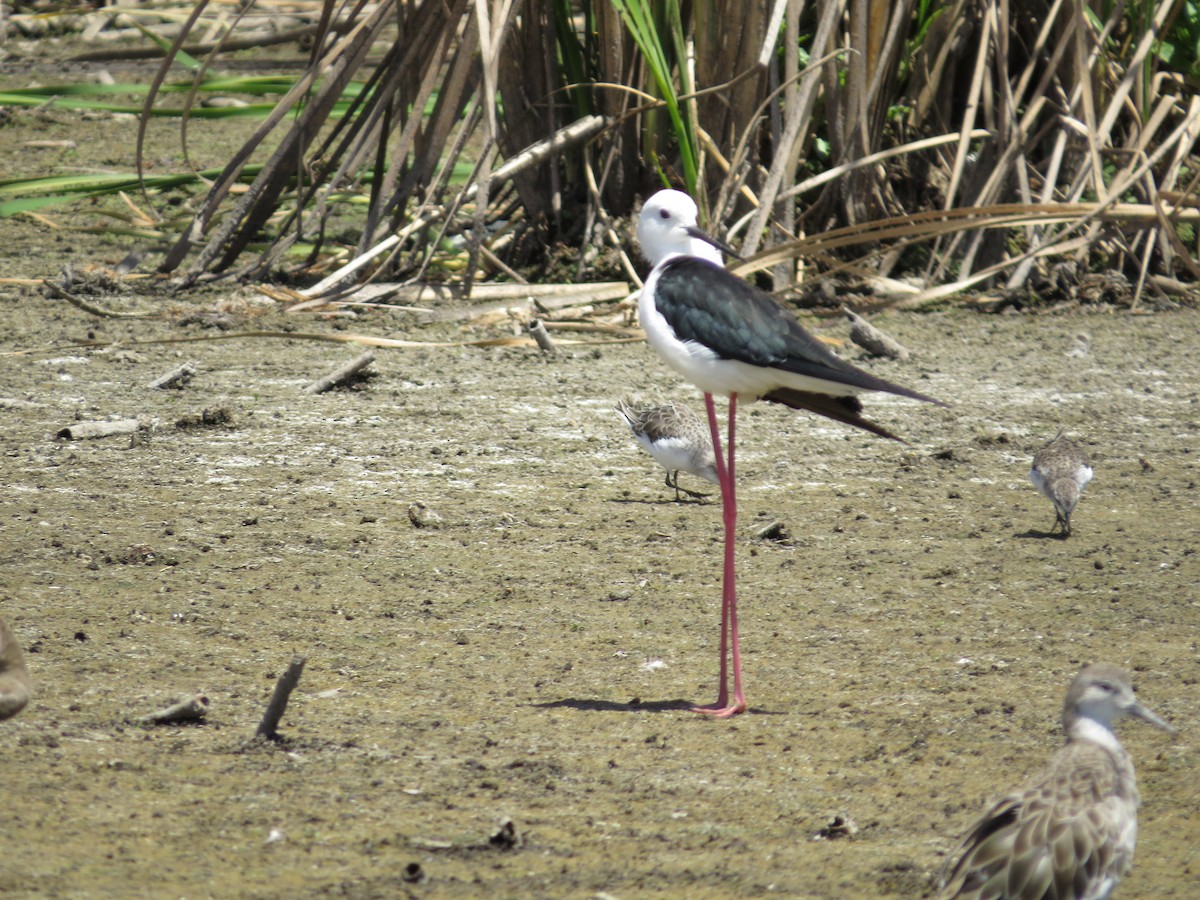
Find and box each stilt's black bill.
[685,225,742,261]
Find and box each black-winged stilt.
[636,189,944,717]
[614,399,718,501]
[1029,430,1092,537]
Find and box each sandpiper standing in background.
[615,399,718,501]
[1029,430,1093,537]
[635,189,944,716]
[941,663,1174,899]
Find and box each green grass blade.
[0,194,82,217]
[0,165,267,217]
[609,0,698,192]
[0,92,284,117]
[127,19,205,73]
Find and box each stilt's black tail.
[762,388,907,443]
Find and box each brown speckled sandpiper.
[941,663,1174,899]
[1029,431,1093,537]
[615,398,718,501]
[0,619,32,720]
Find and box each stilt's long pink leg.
[694,393,746,717]
[723,394,745,715]
[696,393,728,710]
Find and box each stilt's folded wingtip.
[762,388,911,442]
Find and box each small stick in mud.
[56,419,141,440]
[41,278,154,319]
[527,318,557,354]
[845,308,911,360]
[138,693,209,725]
[256,655,307,740]
[303,351,375,394]
[147,361,199,390]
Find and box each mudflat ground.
[2,43,1199,900]
[3,283,1199,899]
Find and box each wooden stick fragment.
[256,655,307,740]
[298,280,628,309]
[539,304,594,321]
[139,694,209,725]
[56,419,141,440]
[303,351,376,394]
[527,319,557,354]
[147,361,199,390]
[845,309,911,360]
[41,279,155,319]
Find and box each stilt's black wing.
[653,256,943,406]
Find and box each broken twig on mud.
[303,350,375,394]
[139,694,209,725]
[148,361,199,390]
[527,319,556,354]
[42,280,155,319]
[256,654,307,740]
[56,419,141,440]
[845,309,911,360]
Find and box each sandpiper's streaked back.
[941,663,1174,899]
[615,399,718,501]
[1029,430,1093,537]
[635,189,944,717]
[0,619,32,720]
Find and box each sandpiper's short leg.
[663,470,711,502]
[664,470,681,501]
[1048,510,1071,537]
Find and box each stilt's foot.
[690,699,747,718]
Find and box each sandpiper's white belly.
[636,433,717,483]
[1029,462,1093,513]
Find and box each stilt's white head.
[636,190,731,268]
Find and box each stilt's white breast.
[639,262,749,397]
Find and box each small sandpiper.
[1029,430,1093,537]
[615,399,718,501]
[941,662,1174,899]
[0,618,32,720]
